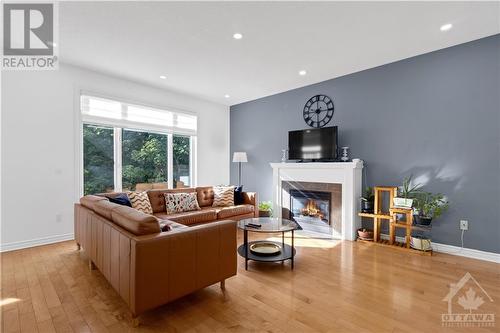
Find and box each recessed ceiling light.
[224,94,230,98]
[299,70,307,76]
[233,33,243,40]
[440,23,453,32]
[159,75,166,79]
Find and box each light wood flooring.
[1,231,499,332]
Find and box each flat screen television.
[288,126,338,161]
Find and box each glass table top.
[237,217,298,233]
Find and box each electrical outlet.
[56,214,62,223]
[460,220,468,231]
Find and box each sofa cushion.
[128,191,153,214]
[111,205,161,235]
[93,200,123,220]
[212,186,235,207]
[196,186,214,207]
[164,192,201,214]
[217,205,254,219]
[147,188,197,213]
[80,195,108,210]
[158,220,188,231]
[154,209,217,226]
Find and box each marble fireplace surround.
[271,161,363,241]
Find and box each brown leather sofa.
[74,186,257,324]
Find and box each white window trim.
[76,90,198,196]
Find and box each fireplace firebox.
[290,189,331,227]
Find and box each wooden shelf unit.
[357,186,432,255]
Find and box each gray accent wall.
[230,34,500,253]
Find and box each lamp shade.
[232,152,248,163]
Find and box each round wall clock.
[303,94,334,128]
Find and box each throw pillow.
[106,193,132,207]
[127,191,153,214]
[212,186,235,207]
[234,185,244,205]
[164,192,201,214]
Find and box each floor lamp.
[232,152,248,186]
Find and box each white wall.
[0,63,230,251]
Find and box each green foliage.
[83,125,114,195]
[83,124,190,195]
[258,201,273,212]
[122,130,168,191]
[361,187,375,202]
[399,175,423,199]
[413,191,449,219]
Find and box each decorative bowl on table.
[249,242,281,256]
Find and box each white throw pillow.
[164,192,201,214]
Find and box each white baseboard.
[379,234,500,263]
[431,242,500,263]
[0,233,74,252]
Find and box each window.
[122,129,168,191]
[81,95,196,195]
[173,134,191,187]
[83,124,114,195]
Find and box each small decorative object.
[340,147,350,162]
[410,236,432,251]
[281,149,288,163]
[413,191,449,225]
[258,201,273,217]
[357,228,374,241]
[393,175,421,208]
[249,242,281,256]
[303,94,334,128]
[360,187,375,213]
[232,152,248,186]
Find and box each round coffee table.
[237,217,297,270]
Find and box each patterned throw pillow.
[212,186,235,207]
[127,191,153,214]
[164,192,201,214]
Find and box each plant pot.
[393,197,413,208]
[357,228,374,240]
[259,210,271,217]
[414,215,433,225]
[410,236,432,251]
[360,200,374,213]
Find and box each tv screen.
[288,126,338,161]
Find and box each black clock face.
[303,94,334,128]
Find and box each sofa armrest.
[242,192,259,217]
[129,220,237,316]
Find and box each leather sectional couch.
[74,186,258,324]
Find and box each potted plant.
[413,192,449,225]
[357,228,374,240]
[394,175,421,208]
[360,187,375,213]
[258,201,273,217]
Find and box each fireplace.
[271,161,363,240]
[290,190,331,227]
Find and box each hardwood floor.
[1,231,499,332]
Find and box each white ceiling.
[59,1,500,106]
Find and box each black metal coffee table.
[237,217,297,270]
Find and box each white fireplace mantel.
[270,160,363,241]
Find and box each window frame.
[77,91,197,196]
